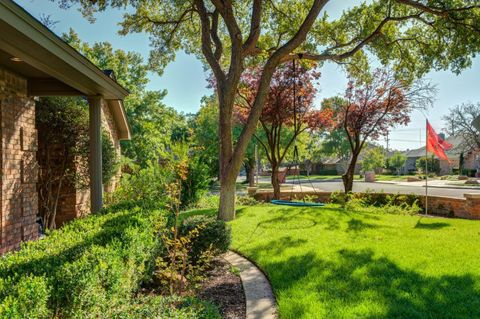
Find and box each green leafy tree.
[300,133,323,176]
[459,152,465,175]
[389,151,407,175]
[416,155,440,174]
[361,148,385,172]
[64,29,186,167]
[190,96,220,178]
[192,95,259,185]
[57,0,480,220]
[37,97,118,229]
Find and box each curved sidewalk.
[224,251,278,319]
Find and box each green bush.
[0,202,166,318]
[236,195,259,206]
[109,295,221,319]
[416,156,440,174]
[330,191,421,215]
[180,215,231,263]
[181,157,211,208]
[102,130,119,184]
[106,162,173,206]
[193,195,220,209]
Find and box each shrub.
[416,155,440,174]
[102,130,119,184]
[180,215,231,264]
[111,295,221,319]
[0,202,166,318]
[193,195,220,209]
[106,162,173,206]
[236,195,259,206]
[181,157,211,208]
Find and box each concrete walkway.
[224,251,277,319]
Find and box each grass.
[218,204,480,319]
[373,174,413,182]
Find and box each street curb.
[224,251,278,319]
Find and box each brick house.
[0,1,131,253]
[401,135,479,175]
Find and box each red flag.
[426,121,452,162]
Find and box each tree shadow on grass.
[259,206,385,235]
[258,248,480,319]
[346,218,379,234]
[414,217,450,230]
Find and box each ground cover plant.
[0,201,220,319]
[210,204,479,318]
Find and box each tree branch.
[195,0,226,83]
[243,0,262,55]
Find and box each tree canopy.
[64,29,186,167]
[55,0,480,219]
[443,102,480,152]
[337,69,433,192]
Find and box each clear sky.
[15,0,480,151]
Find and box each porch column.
[88,96,103,213]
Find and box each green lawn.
[224,205,480,318]
[373,174,411,181]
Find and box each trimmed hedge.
[180,215,231,264]
[0,201,219,319]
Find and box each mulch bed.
[199,256,246,319]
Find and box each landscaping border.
[253,190,480,219]
[224,251,278,319]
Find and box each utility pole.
[386,130,389,153]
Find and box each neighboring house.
[400,135,479,175]
[305,145,389,175]
[0,1,131,253]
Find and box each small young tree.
[37,97,119,229]
[235,62,333,198]
[416,155,440,175]
[36,97,89,229]
[337,69,433,193]
[361,148,385,173]
[459,152,465,175]
[389,151,407,175]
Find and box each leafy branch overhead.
[56,0,480,220]
[61,0,480,77]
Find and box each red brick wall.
[0,68,39,254]
[52,99,121,226]
[49,100,121,227]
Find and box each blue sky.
[16,0,480,151]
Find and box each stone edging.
[224,251,278,319]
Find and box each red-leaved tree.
[338,69,434,193]
[236,62,333,198]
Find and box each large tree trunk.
[218,173,237,221]
[245,158,256,187]
[342,152,359,193]
[218,89,240,221]
[271,164,281,199]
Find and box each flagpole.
[425,119,428,215]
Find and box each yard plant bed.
[199,256,246,319]
[223,204,480,318]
